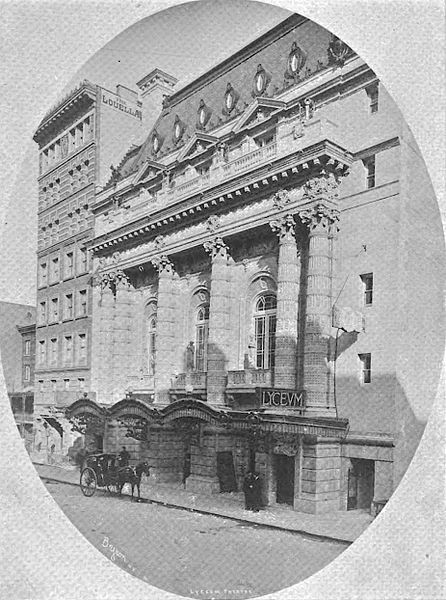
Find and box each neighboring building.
[31,78,158,463]
[0,302,36,449]
[61,13,442,513]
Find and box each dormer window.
[287,42,307,76]
[254,64,269,96]
[173,115,185,143]
[152,133,160,154]
[197,99,211,130]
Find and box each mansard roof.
[118,13,345,178]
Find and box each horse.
[116,461,151,502]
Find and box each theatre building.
[66,14,444,513]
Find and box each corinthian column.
[299,173,340,416]
[269,214,300,390]
[151,255,177,405]
[203,236,231,406]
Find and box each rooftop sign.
[101,90,142,120]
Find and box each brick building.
[0,302,36,449]
[61,14,443,513]
[31,79,153,463]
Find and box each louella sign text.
[257,388,305,410]
[102,92,142,120]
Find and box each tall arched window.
[254,294,277,369]
[195,304,209,371]
[145,301,157,376]
[147,315,157,375]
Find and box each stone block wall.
[295,440,341,513]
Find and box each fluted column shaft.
[300,200,339,416]
[204,237,230,406]
[270,215,300,389]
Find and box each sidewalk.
[34,462,373,544]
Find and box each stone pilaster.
[203,236,231,406]
[111,278,137,402]
[90,277,116,404]
[270,214,300,389]
[151,255,177,405]
[299,174,340,416]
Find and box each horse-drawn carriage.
[80,453,150,501]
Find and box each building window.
[50,338,58,366]
[360,273,373,306]
[363,156,376,189]
[367,83,379,114]
[25,396,33,414]
[64,335,73,364]
[24,365,31,382]
[77,247,88,274]
[24,340,31,356]
[39,301,47,325]
[39,262,48,287]
[359,353,372,384]
[51,379,57,393]
[50,256,60,284]
[78,289,88,317]
[195,305,209,372]
[38,340,46,366]
[64,378,70,391]
[64,293,74,320]
[50,297,59,323]
[78,378,85,392]
[254,294,277,369]
[77,333,87,364]
[147,316,156,375]
[64,251,74,279]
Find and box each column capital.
[302,170,340,203]
[151,254,174,275]
[299,202,340,233]
[203,236,229,260]
[269,214,296,241]
[93,269,130,294]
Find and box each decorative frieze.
[302,170,340,204]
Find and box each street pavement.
[44,479,346,599]
[35,463,373,544]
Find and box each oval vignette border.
[0,1,444,599]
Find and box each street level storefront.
[66,395,359,514]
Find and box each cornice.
[91,139,351,252]
[34,81,97,145]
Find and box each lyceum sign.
[257,388,305,410]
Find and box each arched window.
[254,294,277,369]
[145,300,157,376]
[195,304,209,372]
[147,315,157,375]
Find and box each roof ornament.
[327,35,351,67]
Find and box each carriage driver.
[118,446,130,467]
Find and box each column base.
[185,475,220,495]
[149,466,182,485]
[294,496,340,514]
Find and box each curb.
[40,474,352,546]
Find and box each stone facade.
[61,14,443,514]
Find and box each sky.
[0,0,445,306]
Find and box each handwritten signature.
[102,536,127,562]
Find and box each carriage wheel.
[80,467,97,497]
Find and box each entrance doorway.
[347,458,375,510]
[217,451,237,492]
[275,454,295,505]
